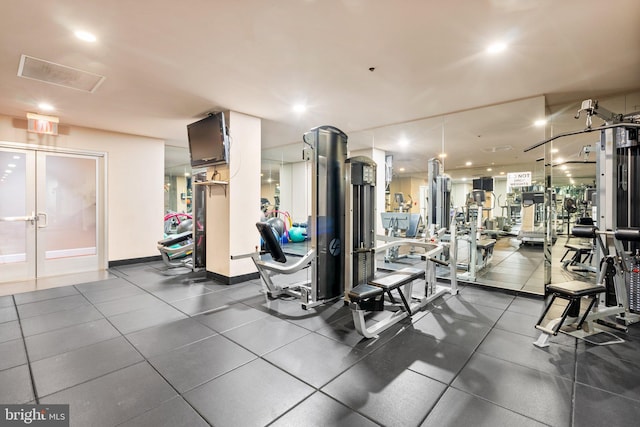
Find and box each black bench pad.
[158,231,192,246]
[547,280,605,297]
[349,284,384,302]
[368,267,425,290]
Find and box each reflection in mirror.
[260,91,639,296]
[164,145,193,234]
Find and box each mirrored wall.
[259,90,640,295]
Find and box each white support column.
[205,111,261,284]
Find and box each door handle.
[37,212,48,228]
[0,212,37,225]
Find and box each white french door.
[0,145,105,282]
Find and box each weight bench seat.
[368,267,425,290]
[547,281,605,298]
[535,280,605,336]
[477,239,496,249]
[349,284,384,302]
[349,267,425,315]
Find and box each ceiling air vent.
[482,145,513,153]
[17,54,105,93]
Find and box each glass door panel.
[0,148,36,281]
[36,152,101,277]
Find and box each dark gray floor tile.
[149,334,256,392]
[322,354,447,427]
[13,286,79,305]
[315,310,409,354]
[16,294,89,319]
[118,396,209,427]
[73,276,131,293]
[215,281,263,302]
[194,302,269,332]
[25,318,120,361]
[579,332,640,364]
[108,303,187,335]
[81,283,147,304]
[42,362,177,427]
[494,309,539,337]
[507,295,545,316]
[184,358,313,427]
[1,305,18,323]
[411,312,492,351]
[264,333,365,388]
[431,296,505,326]
[95,293,167,317]
[373,328,474,384]
[0,365,34,404]
[272,392,378,427]
[223,315,310,356]
[477,328,576,379]
[147,283,214,303]
[0,338,27,371]
[576,350,640,400]
[20,304,104,337]
[170,291,235,316]
[422,387,546,427]
[573,382,640,427]
[0,295,13,308]
[31,336,143,397]
[457,286,515,310]
[126,318,215,358]
[0,320,21,343]
[452,352,573,426]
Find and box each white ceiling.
[1,0,639,182]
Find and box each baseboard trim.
[108,255,162,268]
[206,271,259,285]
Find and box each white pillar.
[205,111,261,283]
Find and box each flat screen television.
[187,112,229,168]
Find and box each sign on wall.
[507,171,532,187]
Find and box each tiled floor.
[1,261,640,426]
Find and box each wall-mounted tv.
[187,112,229,168]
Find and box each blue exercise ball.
[289,227,305,243]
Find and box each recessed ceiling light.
[184,172,190,177]
[465,161,472,166]
[399,138,409,147]
[38,102,54,111]
[556,157,564,164]
[438,153,447,158]
[292,104,306,113]
[5,170,12,174]
[534,119,547,127]
[551,148,559,154]
[8,164,16,168]
[561,165,568,170]
[500,171,505,175]
[267,178,273,183]
[487,168,492,172]
[461,178,467,182]
[74,30,97,42]
[399,167,406,172]
[566,173,572,177]
[486,42,507,54]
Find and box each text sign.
[507,172,532,187]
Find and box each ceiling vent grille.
[17,55,105,93]
[482,145,513,153]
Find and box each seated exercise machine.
[234,126,348,309]
[534,226,640,347]
[525,98,640,347]
[157,218,195,269]
[344,156,458,338]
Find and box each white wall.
[0,115,164,262]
